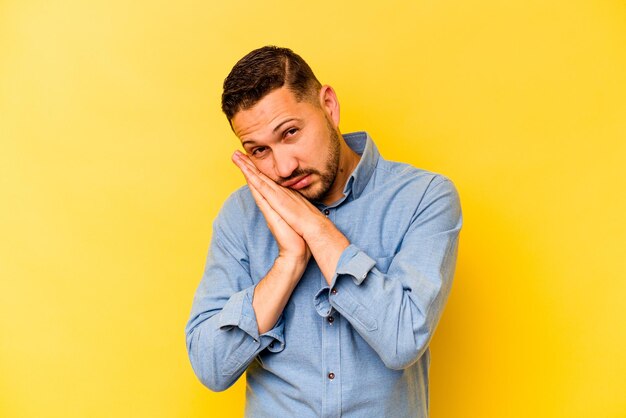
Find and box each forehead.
[231,87,315,140]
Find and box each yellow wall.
[2,1,625,417]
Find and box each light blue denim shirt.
[186,132,462,417]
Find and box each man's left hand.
[232,150,350,284]
[231,150,325,239]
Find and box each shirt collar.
[341,131,379,200]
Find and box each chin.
[298,190,320,202]
[302,186,330,203]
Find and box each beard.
[279,117,340,202]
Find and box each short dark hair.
[221,46,322,120]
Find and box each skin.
[230,85,361,333]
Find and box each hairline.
[227,83,322,127]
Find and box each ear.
[319,85,340,127]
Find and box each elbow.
[381,346,425,370]
[382,357,414,371]
[186,330,238,392]
[380,332,431,370]
[199,372,236,393]
[188,347,238,392]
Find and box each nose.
[272,146,298,179]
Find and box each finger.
[232,152,288,206]
[247,180,280,223]
[233,150,261,173]
[248,181,296,232]
[231,150,253,174]
[232,152,313,229]
[248,181,300,242]
[235,151,258,171]
[234,151,285,193]
[232,152,268,191]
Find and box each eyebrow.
[272,118,299,133]
[241,118,301,148]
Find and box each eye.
[250,146,268,158]
[284,127,298,138]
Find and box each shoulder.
[212,185,259,236]
[219,185,255,217]
[375,159,459,199]
[372,159,462,228]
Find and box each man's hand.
[232,150,350,284]
[231,150,325,240]
[231,151,311,263]
[230,151,313,334]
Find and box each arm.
[185,209,267,392]
[231,151,462,370]
[245,177,311,334]
[186,153,313,391]
[185,190,308,391]
[231,151,349,283]
[316,177,462,369]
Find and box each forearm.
[187,265,299,392]
[187,313,254,391]
[329,254,453,370]
[253,255,308,333]
[186,285,273,392]
[302,216,350,285]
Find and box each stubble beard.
[282,118,341,203]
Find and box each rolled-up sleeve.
[315,177,462,370]
[185,195,284,392]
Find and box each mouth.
[281,174,312,190]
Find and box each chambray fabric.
[185,132,462,417]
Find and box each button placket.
[321,284,341,417]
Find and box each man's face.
[231,87,341,202]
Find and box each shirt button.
[327,315,334,324]
[331,288,337,295]
[328,372,335,380]
[323,209,330,216]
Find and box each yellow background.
[2,0,625,417]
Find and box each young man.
[186,46,462,417]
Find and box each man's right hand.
[232,153,311,334]
[246,173,311,266]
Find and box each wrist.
[303,216,350,255]
[275,253,310,276]
[301,217,350,284]
[301,212,330,243]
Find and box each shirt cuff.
[313,244,377,318]
[217,286,285,352]
[333,244,377,287]
[217,287,259,338]
[261,315,285,353]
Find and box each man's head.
[222,46,323,121]
[223,46,357,205]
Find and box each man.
[185,46,462,417]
